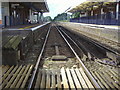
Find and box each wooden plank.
[70,69,82,88]
[79,68,94,88]
[112,68,119,75]
[101,70,120,88]
[4,65,22,88]
[4,36,17,49]
[1,65,9,77]
[0,65,4,67]
[103,67,119,80]
[40,69,46,89]
[90,71,105,88]
[61,67,69,88]
[10,66,26,88]
[94,71,109,88]
[0,65,4,69]
[108,69,120,81]
[3,66,18,81]
[98,70,116,89]
[21,65,33,88]
[51,70,56,88]
[75,68,88,88]
[1,66,18,88]
[34,69,42,88]
[2,36,13,47]
[11,36,22,50]
[56,70,62,89]
[103,70,120,86]
[66,68,75,88]
[15,65,30,88]
[46,70,51,88]
[1,66,14,84]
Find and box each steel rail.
[59,26,120,65]
[69,27,119,55]
[28,25,51,89]
[84,36,119,55]
[58,27,95,59]
[55,26,101,88]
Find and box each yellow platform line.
[19,24,39,29]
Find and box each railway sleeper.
[1,64,34,89]
[1,64,119,89]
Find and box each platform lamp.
[64,7,72,21]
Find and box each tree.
[71,12,80,18]
[44,16,52,22]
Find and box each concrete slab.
[51,55,67,61]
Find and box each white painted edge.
[3,22,50,31]
[31,22,50,31]
[63,22,119,30]
[80,23,119,30]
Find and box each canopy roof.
[69,1,115,13]
[9,0,49,12]
[29,2,49,12]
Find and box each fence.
[70,12,120,25]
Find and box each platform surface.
[2,22,50,31]
[74,23,119,30]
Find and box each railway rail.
[28,24,100,89]
[1,23,120,89]
[58,26,120,66]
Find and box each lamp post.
[0,2,2,27]
[64,7,71,21]
[116,1,119,20]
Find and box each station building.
[69,1,120,25]
[0,0,49,28]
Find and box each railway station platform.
[2,22,50,31]
[57,22,119,52]
[1,22,120,89]
[1,0,120,89]
[0,1,49,28]
[2,22,50,65]
[2,23,41,30]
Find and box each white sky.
[44,0,86,19]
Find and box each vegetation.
[53,13,70,21]
[71,12,80,18]
[44,16,52,22]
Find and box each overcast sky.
[44,0,86,19]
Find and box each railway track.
[58,26,120,66]
[28,24,100,89]
[1,23,120,89]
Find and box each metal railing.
[70,12,120,25]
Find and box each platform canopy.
[3,0,49,12]
[68,1,116,13]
